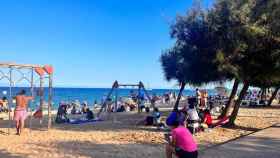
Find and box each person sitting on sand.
[115,98,125,112]
[152,107,161,126]
[86,108,94,120]
[71,104,77,114]
[56,102,69,124]
[0,97,8,113]
[165,115,198,158]
[201,109,213,129]
[143,108,161,126]
[71,100,82,114]
[81,101,89,114]
[136,107,163,127]
[14,90,33,135]
[2,97,9,112]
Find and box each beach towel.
[68,118,103,124]
[212,116,229,127]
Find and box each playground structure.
[0,62,53,134]
[97,81,153,117]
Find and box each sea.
[0,87,217,109]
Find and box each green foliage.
[161,0,280,124]
[251,0,280,36]
[161,5,225,86]
[209,0,280,87]
[161,0,280,89]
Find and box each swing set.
[0,62,53,135]
[97,80,154,117]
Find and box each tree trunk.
[173,82,186,111]
[219,79,239,118]
[261,88,265,101]
[228,81,250,126]
[267,87,280,106]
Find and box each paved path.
[199,124,280,158]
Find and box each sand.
[0,106,280,158]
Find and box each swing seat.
[33,109,43,119]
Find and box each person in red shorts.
[14,90,33,135]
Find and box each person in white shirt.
[187,103,200,123]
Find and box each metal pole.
[29,68,34,131]
[39,74,44,125]
[48,73,53,129]
[137,83,141,113]
[114,86,118,112]
[97,81,117,117]
[30,68,34,99]
[8,67,13,135]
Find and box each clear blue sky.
[0,0,213,88]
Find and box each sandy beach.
[0,105,280,158]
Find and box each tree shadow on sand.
[0,117,50,133]
[224,125,261,132]
[27,140,165,158]
[0,149,26,158]
[200,135,280,158]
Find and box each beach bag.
[146,116,154,125]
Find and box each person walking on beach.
[14,90,33,135]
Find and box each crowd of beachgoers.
[47,88,280,158]
[0,87,280,158]
[52,88,280,123]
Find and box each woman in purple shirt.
[166,112,198,158]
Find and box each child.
[201,109,213,129]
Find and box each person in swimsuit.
[195,89,201,107]
[14,90,33,135]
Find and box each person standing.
[14,90,33,135]
[195,89,201,107]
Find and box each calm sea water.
[0,87,217,109]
